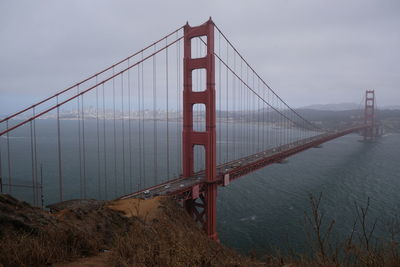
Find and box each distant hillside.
[300,103,360,111]
[384,105,400,110]
[295,108,400,132]
[300,103,400,111]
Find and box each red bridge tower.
[182,19,218,240]
[363,90,376,140]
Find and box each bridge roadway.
[120,124,370,201]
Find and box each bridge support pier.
[182,19,217,240]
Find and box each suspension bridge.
[0,18,381,240]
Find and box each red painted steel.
[363,90,375,140]
[182,18,217,240]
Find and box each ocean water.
[1,119,399,255]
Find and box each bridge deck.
[120,124,369,200]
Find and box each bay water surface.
[1,119,399,255]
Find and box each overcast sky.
[1,0,399,114]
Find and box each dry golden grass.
[1,193,400,267]
[0,228,100,267]
[108,198,262,267]
[0,194,128,267]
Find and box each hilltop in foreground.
[1,194,399,267]
[0,194,261,267]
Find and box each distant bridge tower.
[363,90,376,140]
[182,19,218,240]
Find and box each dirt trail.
[55,252,109,267]
[107,197,162,221]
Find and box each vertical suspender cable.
[141,52,146,186]
[30,121,36,205]
[225,40,229,162]
[121,73,126,193]
[258,81,260,150]
[176,35,180,175]
[128,59,133,191]
[218,33,221,165]
[137,63,142,190]
[96,77,101,199]
[179,37,183,174]
[283,101,285,145]
[252,72,255,153]
[244,64,247,155]
[266,87,269,148]
[40,163,44,208]
[283,101,286,145]
[281,101,283,145]
[246,67,250,155]
[240,60,243,157]
[57,96,63,202]
[32,108,38,204]
[6,120,11,193]
[153,46,158,184]
[266,85,268,148]
[29,110,35,205]
[284,102,287,144]
[81,94,87,198]
[290,109,292,143]
[262,83,265,150]
[276,99,282,146]
[279,101,282,145]
[166,38,170,179]
[113,67,117,196]
[77,86,83,198]
[288,106,291,144]
[276,97,279,146]
[268,88,271,148]
[253,74,256,152]
[272,95,275,146]
[249,68,252,154]
[293,109,295,142]
[288,103,290,142]
[275,96,278,146]
[102,83,108,199]
[232,51,236,158]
